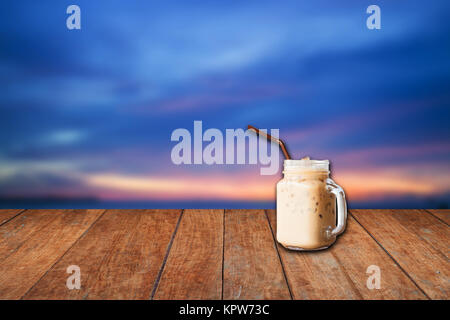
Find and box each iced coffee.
[276,159,347,250]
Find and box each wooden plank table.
[0,209,448,300]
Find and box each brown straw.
[247,125,291,159]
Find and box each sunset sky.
[0,1,449,208]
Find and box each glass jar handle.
[326,179,347,238]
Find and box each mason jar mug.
[276,159,347,251]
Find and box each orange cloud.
[333,163,450,200]
[83,162,449,202]
[84,172,278,201]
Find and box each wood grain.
[427,209,450,225]
[0,209,447,300]
[351,209,449,299]
[0,210,66,264]
[0,209,24,225]
[153,209,223,300]
[0,209,104,299]
[267,209,426,300]
[24,209,181,300]
[223,209,291,300]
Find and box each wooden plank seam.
[150,209,184,299]
[264,209,293,299]
[0,209,27,227]
[425,209,449,227]
[349,211,431,300]
[19,209,108,299]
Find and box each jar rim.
[284,159,329,171]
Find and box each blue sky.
[0,1,449,208]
